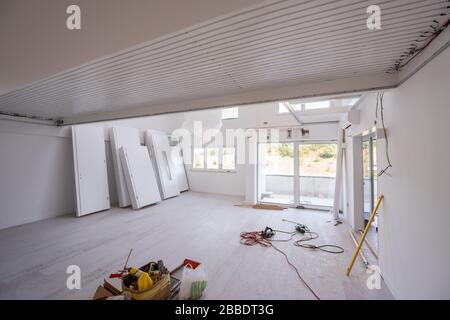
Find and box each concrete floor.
[0,192,392,300]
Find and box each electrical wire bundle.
[375,92,393,177]
[281,219,345,254]
[239,221,346,300]
[240,229,321,300]
[293,229,345,254]
[387,17,450,73]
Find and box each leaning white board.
[72,125,110,216]
[145,132,180,199]
[110,127,140,207]
[171,144,189,192]
[119,146,161,209]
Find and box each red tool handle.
[109,273,123,278]
[183,259,200,269]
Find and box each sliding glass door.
[298,143,337,207]
[257,141,337,208]
[258,143,294,205]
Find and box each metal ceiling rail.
[1,10,438,104]
[0,0,448,120]
[1,25,431,107]
[11,65,391,118]
[2,52,404,109]
[0,0,442,101]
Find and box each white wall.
[343,133,365,230]
[0,114,183,230]
[187,165,246,197]
[0,121,74,229]
[345,47,450,299]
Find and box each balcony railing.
[264,174,336,198]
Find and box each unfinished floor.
[0,192,392,300]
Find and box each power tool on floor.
[282,219,309,234]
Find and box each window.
[221,107,239,119]
[278,102,301,114]
[303,100,330,110]
[278,102,289,114]
[279,96,360,112]
[348,97,360,106]
[192,147,236,172]
[290,103,303,111]
[193,148,204,169]
[222,148,236,170]
[206,148,219,169]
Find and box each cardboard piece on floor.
[110,127,141,207]
[72,125,110,217]
[119,146,161,209]
[145,132,181,199]
[234,203,287,210]
[253,204,287,210]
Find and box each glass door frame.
[257,139,338,209]
[257,141,295,206]
[362,132,377,220]
[296,140,338,209]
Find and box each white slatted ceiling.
[0,0,448,120]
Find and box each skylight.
[278,96,361,113]
[278,102,301,113]
[349,97,360,106]
[304,100,330,110]
[278,102,289,113]
[221,107,239,119]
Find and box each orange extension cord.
[240,231,320,300]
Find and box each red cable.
[240,231,320,300]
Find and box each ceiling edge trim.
[62,73,397,125]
